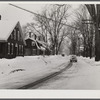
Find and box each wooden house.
[0,21,26,58]
[25,31,50,56]
[25,37,38,55]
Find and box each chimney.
[0,15,1,20]
[29,30,32,38]
[29,32,31,38]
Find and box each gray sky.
[0,3,46,26]
[0,3,80,26]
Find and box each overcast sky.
[0,3,80,26]
[0,3,47,26]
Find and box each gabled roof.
[25,36,36,42]
[0,20,26,45]
[25,37,47,51]
[0,21,17,41]
[36,40,48,49]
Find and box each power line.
[9,3,79,29]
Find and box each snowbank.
[79,56,100,66]
[0,55,70,89]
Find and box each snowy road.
[0,56,100,89]
[30,62,78,89]
[32,58,100,90]
[20,61,72,89]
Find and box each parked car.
[70,55,77,62]
[61,54,65,57]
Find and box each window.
[21,45,23,54]
[11,43,13,54]
[14,29,16,40]
[15,43,18,55]
[8,43,10,54]
[32,42,35,46]
[19,34,22,42]
[18,31,20,41]
[19,45,21,55]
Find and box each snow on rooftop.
[0,20,18,40]
[25,36,36,41]
[37,40,48,48]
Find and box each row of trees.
[85,4,100,61]
[21,4,100,61]
[68,5,95,59]
[69,4,100,61]
[23,4,71,55]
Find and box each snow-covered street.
[35,57,100,89]
[0,55,100,89]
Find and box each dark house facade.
[25,37,51,56]
[25,38,39,55]
[0,21,26,58]
[24,31,50,56]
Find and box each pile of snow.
[0,55,70,89]
[79,56,100,66]
[79,56,94,65]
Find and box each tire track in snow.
[18,61,72,89]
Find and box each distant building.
[0,21,26,58]
[25,37,39,55]
[25,30,50,56]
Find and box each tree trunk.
[95,23,100,61]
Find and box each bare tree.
[34,4,71,55]
[72,5,95,58]
[66,25,80,55]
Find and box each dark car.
[70,55,77,62]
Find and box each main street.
[30,57,100,90]
[0,55,100,90]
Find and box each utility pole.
[86,4,100,61]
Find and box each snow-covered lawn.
[0,55,70,89]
